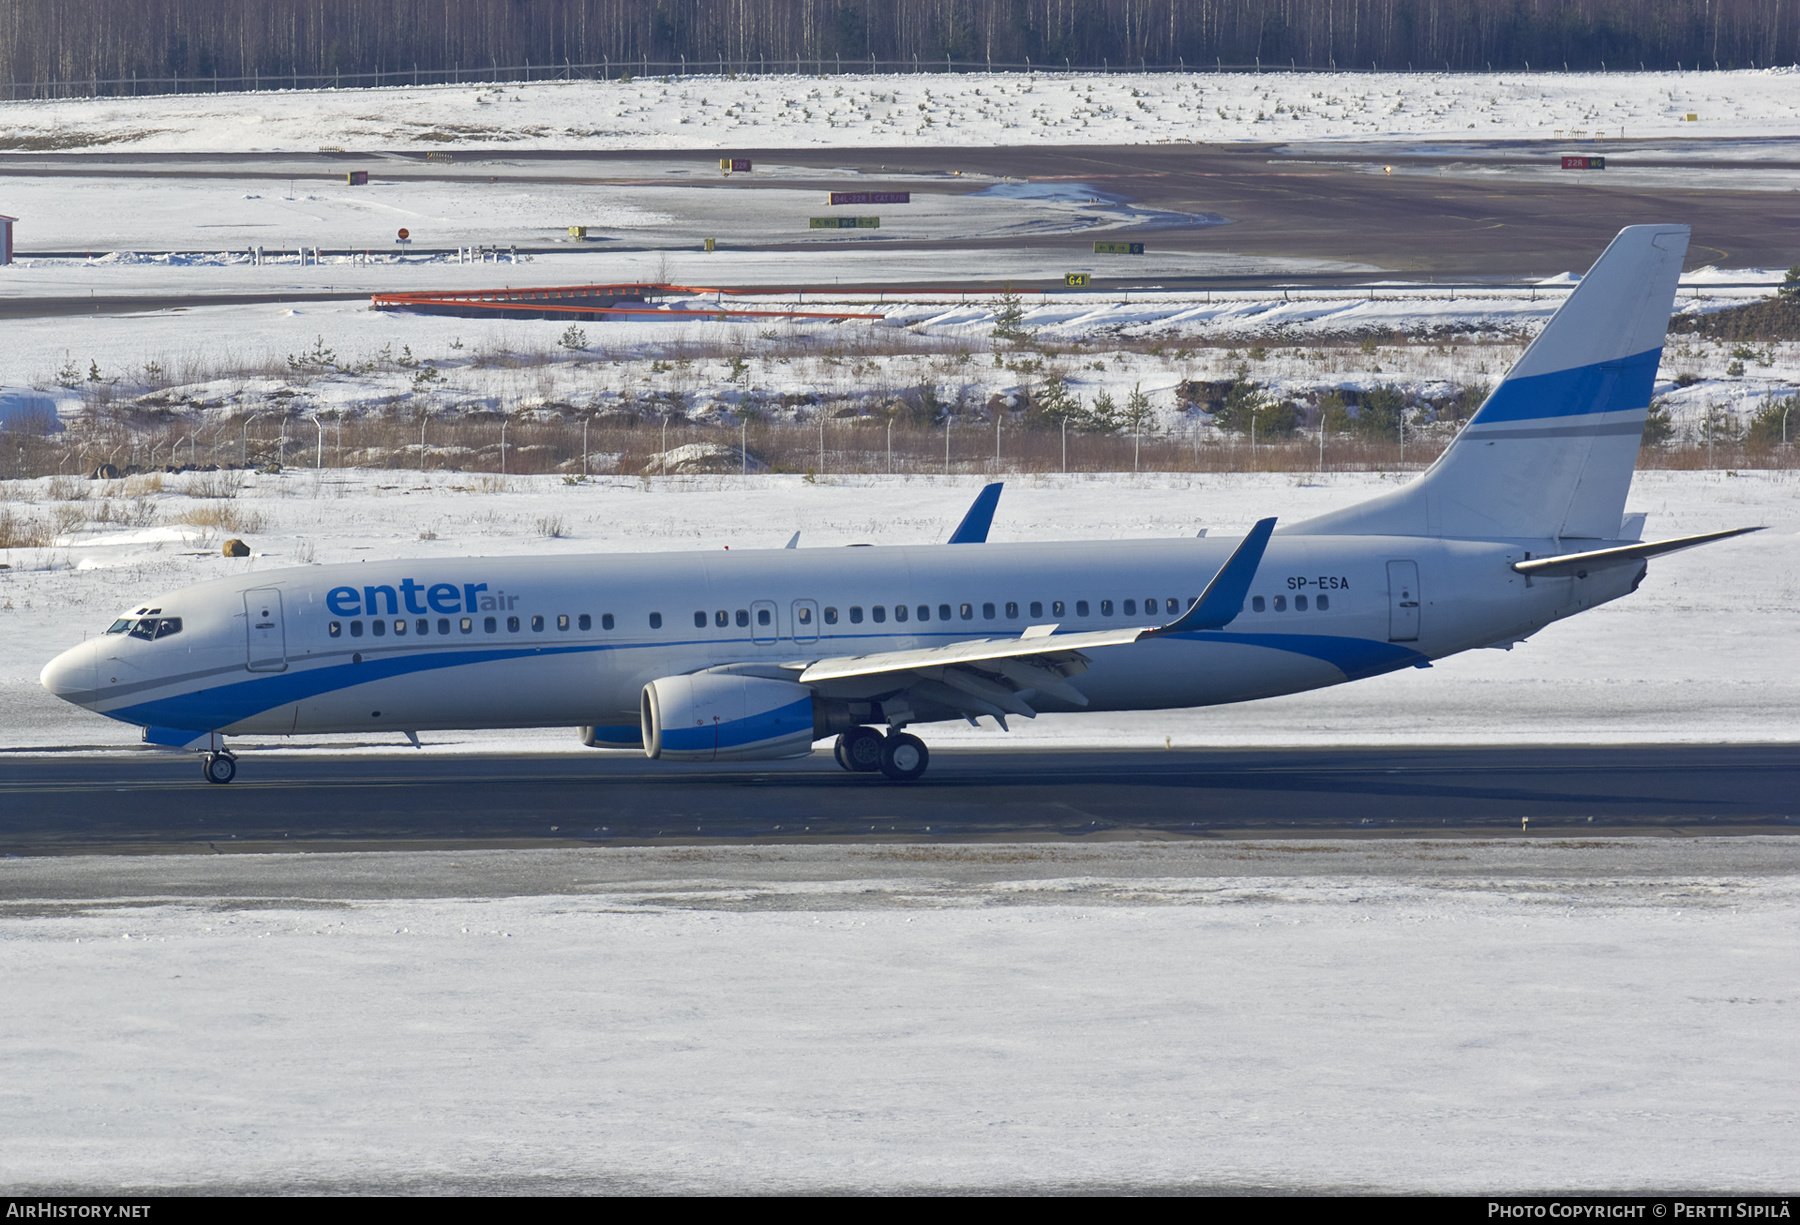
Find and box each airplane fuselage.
[42,533,1634,740]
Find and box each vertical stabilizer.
[1290,224,1689,541]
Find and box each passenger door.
[1386,561,1420,642]
[244,588,287,672]
[750,599,779,646]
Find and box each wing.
[711,518,1277,728]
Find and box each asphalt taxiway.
[3,743,1794,853]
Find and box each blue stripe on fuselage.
[106,629,1428,732]
[1469,347,1661,423]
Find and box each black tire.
[878,732,929,782]
[202,753,237,785]
[833,737,852,771]
[839,726,886,773]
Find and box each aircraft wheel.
[878,732,929,782]
[838,726,886,773]
[202,752,237,785]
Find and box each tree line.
[0,0,1791,93]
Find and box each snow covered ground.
[3,838,1796,1193]
[4,67,1797,153]
[2,468,1794,756]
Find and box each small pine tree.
[559,323,588,351]
[1780,263,1800,301]
[992,285,1030,342]
[1642,398,1676,447]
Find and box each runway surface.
[3,139,1793,321]
[3,743,1795,853]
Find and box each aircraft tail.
[1289,224,1690,541]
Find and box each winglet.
[947,482,1004,544]
[1147,517,1277,636]
[785,531,800,549]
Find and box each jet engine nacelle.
[642,674,830,761]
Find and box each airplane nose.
[40,641,98,705]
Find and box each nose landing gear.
[201,752,238,784]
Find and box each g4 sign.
[1065,272,1090,288]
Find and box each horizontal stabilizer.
[1512,526,1763,576]
[947,482,1004,544]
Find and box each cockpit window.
[116,617,182,640]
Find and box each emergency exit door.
[1386,561,1420,642]
[244,588,287,671]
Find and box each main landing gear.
[201,751,237,784]
[834,727,929,782]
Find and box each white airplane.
[40,224,1758,784]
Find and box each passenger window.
[1273,595,1287,612]
[960,603,973,621]
[1100,600,1113,616]
[329,621,342,637]
[485,616,498,632]
[737,609,750,627]
[983,603,996,619]
[580,614,593,630]
[712,610,726,627]
[507,616,521,632]
[894,605,908,622]
[694,611,707,628]
[798,606,813,625]
[1167,598,1180,615]
[1052,601,1064,617]
[351,620,364,637]
[824,607,838,625]
[460,617,473,633]
[872,606,887,623]
[1076,601,1089,617]
[1029,601,1043,618]
[598,614,610,630]
[438,618,451,634]
[649,612,662,629]
[1123,599,1136,616]
[1295,595,1308,611]
[1005,602,1018,619]
[532,615,545,631]
[1252,596,1265,612]
[1143,598,1156,615]
[372,619,387,638]
[393,619,407,636]
[850,606,864,624]
[557,614,569,631]
[917,605,930,622]
[757,608,771,627]
[1317,595,1330,611]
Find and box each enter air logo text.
[326,581,521,617]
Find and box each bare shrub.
[50,504,88,538]
[0,508,54,548]
[45,476,86,501]
[182,470,244,499]
[174,504,268,533]
[534,513,568,538]
[122,473,164,496]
